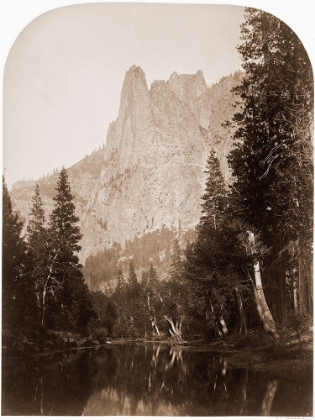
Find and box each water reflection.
[261,380,279,416]
[2,343,312,416]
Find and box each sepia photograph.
[1,1,313,416]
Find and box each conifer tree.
[26,184,51,325]
[228,8,313,319]
[128,260,138,286]
[183,152,237,337]
[199,149,228,234]
[50,167,82,257]
[116,268,126,291]
[169,239,184,283]
[126,259,149,336]
[148,263,158,288]
[2,177,36,333]
[100,299,116,336]
[48,167,94,332]
[2,177,28,330]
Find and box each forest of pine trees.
[2,168,97,346]
[2,8,313,347]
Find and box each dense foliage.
[83,227,196,292]
[2,169,96,342]
[2,178,35,332]
[228,8,313,321]
[182,8,313,337]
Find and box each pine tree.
[115,268,126,291]
[26,184,50,325]
[125,259,150,337]
[103,299,118,336]
[228,8,313,319]
[128,260,138,286]
[50,167,82,256]
[2,177,33,331]
[48,167,94,332]
[148,263,158,288]
[183,153,239,337]
[199,149,228,234]
[169,239,184,283]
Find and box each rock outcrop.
[10,66,242,263]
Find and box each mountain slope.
[10,66,242,263]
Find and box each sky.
[2,1,315,189]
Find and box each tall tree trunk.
[236,288,247,334]
[209,300,223,338]
[276,231,287,324]
[252,261,279,339]
[247,232,279,339]
[219,316,228,335]
[147,293,160,335]
[293,279,299,313]
[41,285,47,327]
[299,247,312,315]
[41,250,59,327]
[152,316,160,336]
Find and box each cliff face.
[10,66,242,263]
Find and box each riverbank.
[3,326,312,383]
[186,328,313,382]
[109,328,313,382]
[3,334,312,417]
[2,328,106,356]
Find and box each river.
[2,342,312,416]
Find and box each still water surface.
[2,343,312,416]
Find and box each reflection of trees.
[261,380,278,416]
[240,368,249,415]
[2,344,312,416]
[2,350,96,415]
[83,345,311,416]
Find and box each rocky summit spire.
[105,65,156,171]
[167,70,208,102]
